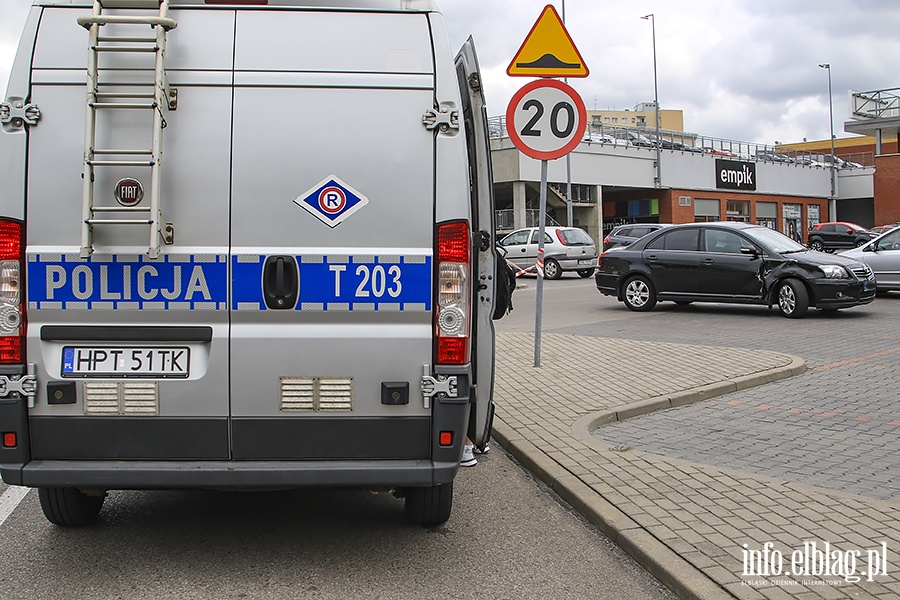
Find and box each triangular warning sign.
[507,5,589,78]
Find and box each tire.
[776,278,809,318]
[404,482,452,526]
[38,487,105,526]
[622,275,657,312]
[543,258,562,280]
[577,268,594,278]
[808,239,824,251]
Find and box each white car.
[499,226,598,279]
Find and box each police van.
[0,0,509,526]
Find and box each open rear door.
[455,38,497,448]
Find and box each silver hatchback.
[499,226,598,279]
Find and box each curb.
[491,353,806,600]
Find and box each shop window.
[726,200,750,222]
[694,198,720,223]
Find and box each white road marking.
[0,486,30,526]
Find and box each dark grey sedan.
[595,222,876,318]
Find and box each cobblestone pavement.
[492,279,900,599]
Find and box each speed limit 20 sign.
[506,79,587,161]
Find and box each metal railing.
[488,115,872,170]
[851,88,900,120]
[495,209,561,230]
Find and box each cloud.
[3,0,897,146]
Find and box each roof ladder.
[78,0,177,259]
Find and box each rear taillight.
[555,229,567,245]
[0,220,23,363]
[603,236,610,245]
[435,221,471,365]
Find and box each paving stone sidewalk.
[492,332,900,600]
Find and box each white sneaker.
[473,444,490,455]
[460,445,477,467]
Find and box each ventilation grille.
[84,381,159,415]
[280,377,353,412]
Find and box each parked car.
[595,222,876,318]
[840,227,900,292]
[583,133,629,147]
[806,222,876,251]
[868,224,900,236]
[499,226,598,279]
[754,150,794,164]
[603,223,673,250]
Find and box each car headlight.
[819,264,850,279]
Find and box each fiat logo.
[115,177,144,207]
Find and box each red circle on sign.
[318,186,347,214]
[506,79,587,161]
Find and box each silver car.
[499,226,598,279]
[840,228,900,291]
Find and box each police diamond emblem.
[294,175,368,228]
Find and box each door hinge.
[0,366,37,407]
[420,365,458,409]
[1,98,41,129]
[423,107,459,132]
[477,230,491,252]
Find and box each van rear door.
[455,38,496,448]
[227,9,436,461]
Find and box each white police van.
[0,0,509,526]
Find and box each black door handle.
[263,255,299,309]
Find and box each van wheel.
[543,259,562,280]
[38,487,105,526]
[577,268,594,278]
[777,278,809,318]
[622,275,657,312]
[808,239,824,251]
[404,482,452,526]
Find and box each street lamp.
[642,14,661,187]
[819,63,836,221]
[563,0,573,226]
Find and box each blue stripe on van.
[231,255,432,311]
[27,254,228,310]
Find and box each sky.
[2,0,898,146]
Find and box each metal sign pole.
[534,159,548,367]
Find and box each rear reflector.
[2,432,15,448]
[439,431,453,447]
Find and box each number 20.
[520,99,576,138]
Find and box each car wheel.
[577,268,594,278]
[776,278,809,318]
[404,482,452,527]
[622,275,657,312]
[543,258,562,280]
[38,487,105,526]
[808,239,824,251]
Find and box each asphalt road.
[0,328,674,600]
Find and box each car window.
[613,227,632,237]
[558,228,593,245]
[839,226,852,234]
[704,230,745,254]
[819,224,834,232]
[649,229,699,251]
[630,227,651,237]
[501,230,530,246]
[877,230,900,251]
[530,231,553,245]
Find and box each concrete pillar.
[513,181,527,229]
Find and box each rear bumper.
[2,459,459,489]
[594,272,619,296]
[557,256,598,270]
